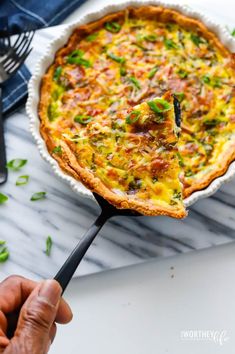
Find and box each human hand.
[0,275,73,354]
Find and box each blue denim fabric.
[0,0,87,115]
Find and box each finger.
[55,298,73,324]
[0,275,37,314]
[0,312,7,334]
[0,336,9,354]
[15,280,62,352]
[0,311,9,353]
[49,323,57,344]
[45,324,57,354]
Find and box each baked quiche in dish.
[39,5,235,216]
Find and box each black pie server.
[54,97,181,293]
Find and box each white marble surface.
[0,0,235,281]
[51,243,235,354]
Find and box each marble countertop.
[0,0,235,282]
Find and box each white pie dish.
[26,0,235,209]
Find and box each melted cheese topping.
[41,9,235,202]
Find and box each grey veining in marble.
[0,0,235,281]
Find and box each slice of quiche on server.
[43,91,186,218]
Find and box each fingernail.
[39,280,62,306]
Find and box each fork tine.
[2,30,34,70]
[7,48,32,76]
[15,30,35,57]
[1,48,16,67]
[13,26,35,50]
[14,34,29,53]
[4,51,24,72]
[4,32,34,71]
[11,30,34,59]
[12,32,26,49]
[0,47,14,65]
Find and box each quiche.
[39,5,235,214]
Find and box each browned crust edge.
[39,5,235,217]
[183,142,235,198]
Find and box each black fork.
[0,29,34,184]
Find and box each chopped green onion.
[185,170,193,177]
[144,34,157,42]
[126,110,141,124]
[0,240,9,263]
[129,76,141,89]
[68,49,84,58]
[67,57,91,67]
[16,175,29,186]
[45,236,52,256]
[104,22,121,33]
[30,192,47,201]
[134,42,147,51]
[177,69,188,79]
[174,92,185,102]
[173,190,182,200]
[120,66,127,76]
[53,66,62,81]
[86,32,98,42]
[203,118,223,127]
[166,23,175,32]
[147,98,172,114]
[52,86,65,101]
[148,66,158,79]
[52,146,62,154]
[67,50,91,68]
[47,102,59,121]
[202,75,221,88]
[164,38,178,49]
[74,115,93,124]
[190,33,204,47]
[231,29,235,37]
[107,52,126,64]
[212,77,222,88]
[0,193,8,204]
[202,75,210,84]
[0,248,9,263]
[176,152,184,167]
[7,159,27,171]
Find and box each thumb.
[15,280,62,352]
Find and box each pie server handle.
[54,211,109,294]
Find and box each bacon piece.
[61,66,85,88]
[150,158,169,173]
[229,115,235,123]
[185,142,198,153]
